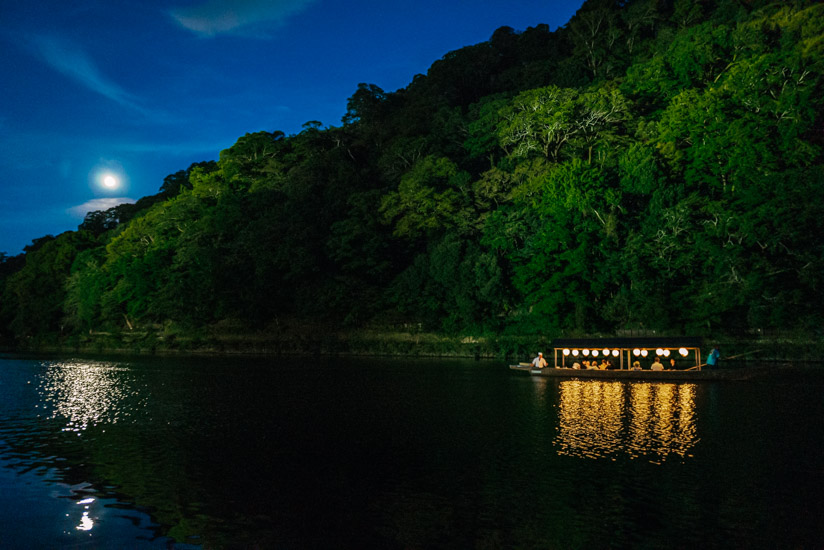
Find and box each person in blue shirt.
[707,347,721,369]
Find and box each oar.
[726,349,763,360]
[685,349,763,370]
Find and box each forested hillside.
[2,0,823,352]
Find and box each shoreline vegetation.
[2,1,824,356]
[2,325,822,363]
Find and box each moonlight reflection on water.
[37,361,141,433]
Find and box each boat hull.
[508,364,768,381]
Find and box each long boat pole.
[686,349,763,371]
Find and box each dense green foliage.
[2,0,823,346]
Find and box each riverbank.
[3,323,537,359]
[3,323,823,362]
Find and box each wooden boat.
[510,337,767,381]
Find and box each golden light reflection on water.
[38,362,137,433]
[556,380,698,462]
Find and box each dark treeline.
[2,0,823,349]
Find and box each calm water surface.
[0,354,822,548]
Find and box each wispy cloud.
[68,197,136,218]
[169,0,318,37]
[27,34,147,112]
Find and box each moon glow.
[103,175,118,189]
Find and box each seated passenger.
[572,362,581,369]
[599,359,609,370]
[631,361,642,370]
[650,357,664,371]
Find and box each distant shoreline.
[3,329,822,362]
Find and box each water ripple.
[36,361,145,434]
[555,380,699,463]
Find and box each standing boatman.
[707,346,721,369]
[532,352,548,369]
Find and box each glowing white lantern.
[592,350,599,357]
[641,349,649,357]
[582,349,590,356]
[633,349,641,356]
[612,349,619,357]
[572,349,579,356]
[679,348,689,356]
[563,349,570,356]
[663,349,671,357]
[656,348,665,356]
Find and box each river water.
[0,354,822,548]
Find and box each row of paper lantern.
[562,348,691,358]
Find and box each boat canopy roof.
[551,337,703,350]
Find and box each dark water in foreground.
[0,355,822,549]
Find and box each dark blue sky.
[0,0,584,255]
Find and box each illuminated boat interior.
[551,337,703,370]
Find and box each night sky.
[0,0,584,255]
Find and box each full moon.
[103,175,118,189]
